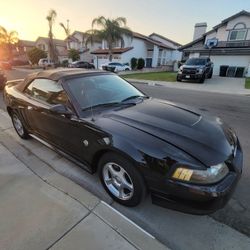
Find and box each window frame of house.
[228,22,248,41]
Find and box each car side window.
[24,78,68,106]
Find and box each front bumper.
[177,73,203,80]
[150,141,243,215]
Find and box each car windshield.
[66,74,145,110]
[185,58,206,65]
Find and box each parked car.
[177,57,213,83]
[0,61,12,70]
[69,61,95,69]
[38,58,55,69]
[100,62,131,72]
[4,69,242,214]
[0,68,7,90]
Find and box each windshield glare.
[67,74,144,110]
[186,58,206,65]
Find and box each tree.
[46,9,58,62]
[27,47,47,64]
[137,58,145,70]
[60,20,70,48]
[59,20,70,37]
[68,49,80,62]
[86,16,133,61]
[130,57,137,70]
[0,26,18,60]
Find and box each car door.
[78,62,85,68]
[22,78,94,166]
[116,63,123,71]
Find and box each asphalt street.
[1,68,250,249]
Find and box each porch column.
[152,45,159,67]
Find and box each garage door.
[210,55,250,75]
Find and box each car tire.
[198,74,205,83]
[208,69,213,79]
[98,152,146,207]
[176,75,182,82]
[11,111,30,139]
[125,68,130,71]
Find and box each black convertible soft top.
[15,69,112,92]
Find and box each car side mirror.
[49,104,73,117]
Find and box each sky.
[0,0,249,45]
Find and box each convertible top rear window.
[25,78,68,105]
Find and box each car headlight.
[196,68,204,74]
[172,162,229,184]
[178,66,183,73]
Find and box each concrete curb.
[0,109,169,250]
[126,78,250,96]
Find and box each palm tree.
[60,20,70,49]
[46,9,58,62]
[60,20,70,37]
[0,26,18,60]
[86,16,133,61]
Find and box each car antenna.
[90,102,95,122]
[89,92,95,122]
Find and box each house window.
[228,23,247,41]
[38,44,46,51]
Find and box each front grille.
[182,68,197,75]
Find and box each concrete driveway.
[126,76,250,95]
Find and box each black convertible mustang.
[4,69,243,214]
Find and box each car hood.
[104,98,235,166]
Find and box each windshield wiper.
[82,102,135,111]
[121,95,148,102]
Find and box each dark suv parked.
[177,57,213,83]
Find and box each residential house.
[179,10,250,76]
[13,40,35,61]
[35,37,68,62]
[149,33,182,61]
[90,32,182,69]
[65,31,101,63]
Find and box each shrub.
[137,58,145,70]
[61,59,69,67]
[68,49,80,62]
[27,47,47,65]
[130,57,137,70]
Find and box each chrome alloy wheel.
[102,162,134,200]
[12,114,24,136]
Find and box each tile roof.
[133,32,174,50]
[91,47,133,54]
[36,37,66,47]
[149,33,182,47]
[19,39,36,47]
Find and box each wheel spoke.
[118,185,126,199]
[122,179,133,191]
[107,164,117,177]
[105,178,113,186]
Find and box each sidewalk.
[0,110,168,250]
[125,76,250,96]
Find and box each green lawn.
[122,72,177,82]
[245,78,250,89]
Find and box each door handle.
[27,106,33,110]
